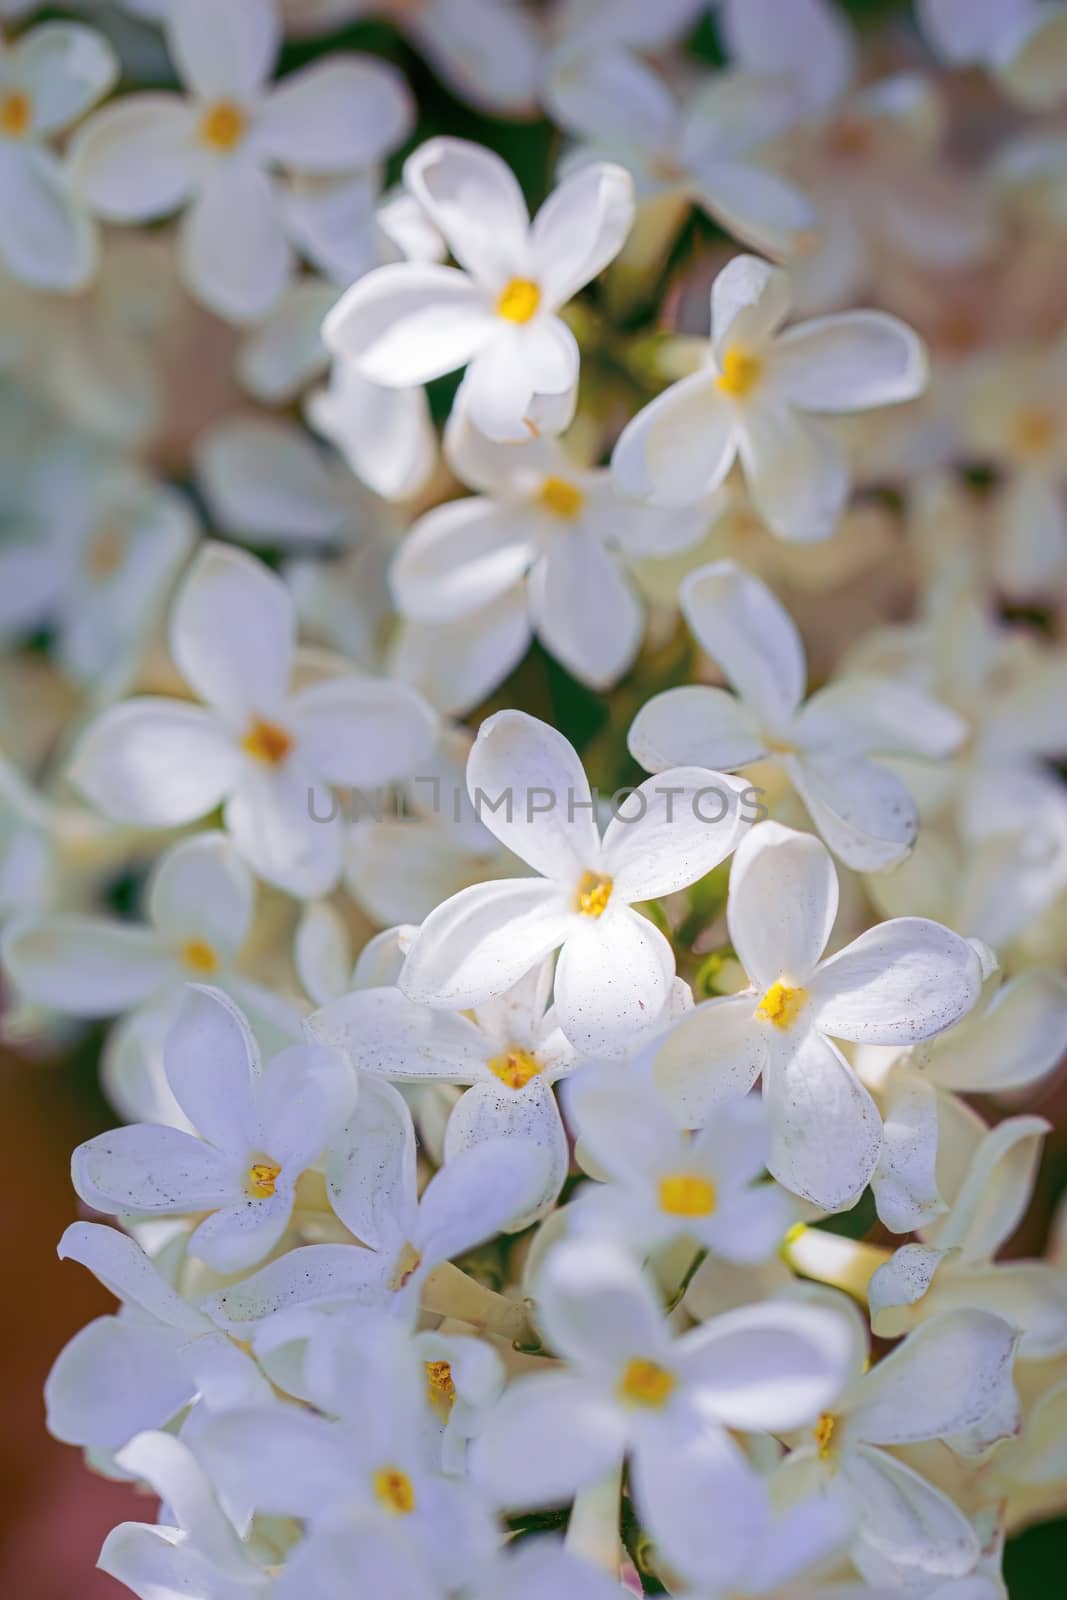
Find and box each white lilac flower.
[45,1221,270,1452]
[870,1115,1067,1359]
[399,709,751,1053]
[565,1064,795,1263]
[789,1300,1019,1589]
[391,415,710,697]
[547,48,815,265]
[411,1327,504,1476]
[2,832,298,1033]
[324,137,635,443]
[645,822,982,1209]
[0,21,116,290]
[629,560,965,871]
[308,959,574,1231]
[472,1237,854,1589]
[198,1311,497,1590]
[69,542,437,897]
[71,0,413,322]
[612,253,927,539]
[71,986,356,1272]
[98,1430,274,1600]
[201,1076,552,1333]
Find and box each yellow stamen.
[0,89,31,139]
[487,1046,542,1091]
[1013,408,1056,458]
[716,345,763,399]
[538,475,585,519]
[373,1466,415,1514]
[245,1158,282,1199]
[241,718,292,766]
[575,870,613,918]
[813,1412,838,1458]
[658,1172,717,1217]
[389,1240,423,1291]
[756,981,807,1030]
[425,1359,456,1414]
[181,938,218,975]
[618,1357,676,1409]
[199,100,246,151]
[496,277,541,324]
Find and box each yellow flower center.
[496,277,541,324]
[425,1359,456,1414]
[181,938,218,974]
[813,1412,838,1458]
[0,89,31,139]
[575,870,613,918]
[245,1157,282,1199]
[389,1240,423,1291]
[373,1466,415,1514]
[538,475,585,519]
[241,718,293,766]
[487,1046,542,1091]
[658,1172,717,1217]
[618,1357,676,1409]
[199,99,247,151]
[756,981,807,1030]
[1013,407,1056,458]
[716,345,763,399]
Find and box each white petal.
[256,56,412,173]
[148,832,253,958]
[601,768,750,901]
[57,1221,208,1331]
[179,164,292,325]
[764,1029,883,1210]
[443,1078,568,1231]
[0,144,96,291]
[472,1372,627,1508]
[710,253,792,357]
[788,749,918,872]
[810,918,982,1044]
[537,1236,670,1372]
[114,1431,249,1570]
[197,1404,358,1518]
[171,543,294,721]
[719,0,855,116]
[648,994,766,1127]
[224,760,343,897]
[203,1242,386,1331]
[679,560,807,728]
[727,821,838,990]
[926,970,1067,1093]
[166,0,279,100]
[851,1309,1018,1447]
[932,1114,1050,1263]
[189,1189,293,1272]
[289,675,436,788]
[195,415,348,544]
[390,591,532,718]
[846,1445,981,1584]
[418,1136,555,1263]
[546,45,679,146]
[309,364,436,504]
[794,676,966,759]
[629,685,767,773]
[554,908,675,1054]
[72,1123,237,1216]
[871,1067,943,1234]
[564,1063,679,1182]
[391,497,537,622]
[403,135,531,286]
[69,698,239,826]
[45,1318,194,1449]
[772,312,928,413]
[697,160,815,260]
[163,984,261,1153]
[612,370,739,506]
[326,1076,417,1251]
[97,1523,237,1598]
[71,94,198,221]
[738,407,849,543]
[529,161,635,306]
[323,262,494,386]
[464,709,601,882]
[679,1298,854,1429]
[411,0,542,116]
[309,985,489,1081]
[529,533,643,690]
[1,915,171,1016]
[11,22,118,133]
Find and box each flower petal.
[1,915,171,1016]
[738,407,849,543]
[179,164,292,325]
[0,144,96,291]
[391,497,538,622]
[679,1298,854,1429]
[629,685,767,773]
[728,821,838,990]
[679,560,807,729]
[403,135,531,286]
[163,983,261,1152]
[846,1444,981,1585]
[465,710,601,882]
[555,908,675,1054]
[256,56,412,173]
[418,1136,555,1263]
[773,312,927,413]
[69,698,239,826]
[529,532,643,691]
[323,262,495,386]
[612,370,738,506]
[763,1029,883,1209]
[71,94,198,221]
[326,1076,417,1251]
[529,161,635,306]
[850,1309,1019,1447]
[310,984,488,1082]
[787,749,919,872]
[648,994,766,1127]
[225,759,343,898]
[601,768,750,901]
[809,918,982,1045]
[12,22,118,134]
[57,1220,208,1331]
[710,253,792,358]
[147,832,254,957]
[443,1077,568,1231]
[45,1318,194,1449]
[926,970,1067,1093]
[72,1123,237,1216]
[289,674,437,788]
[697,160,815,260]
[166,0,279,101]
[472,1372,627,1509]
